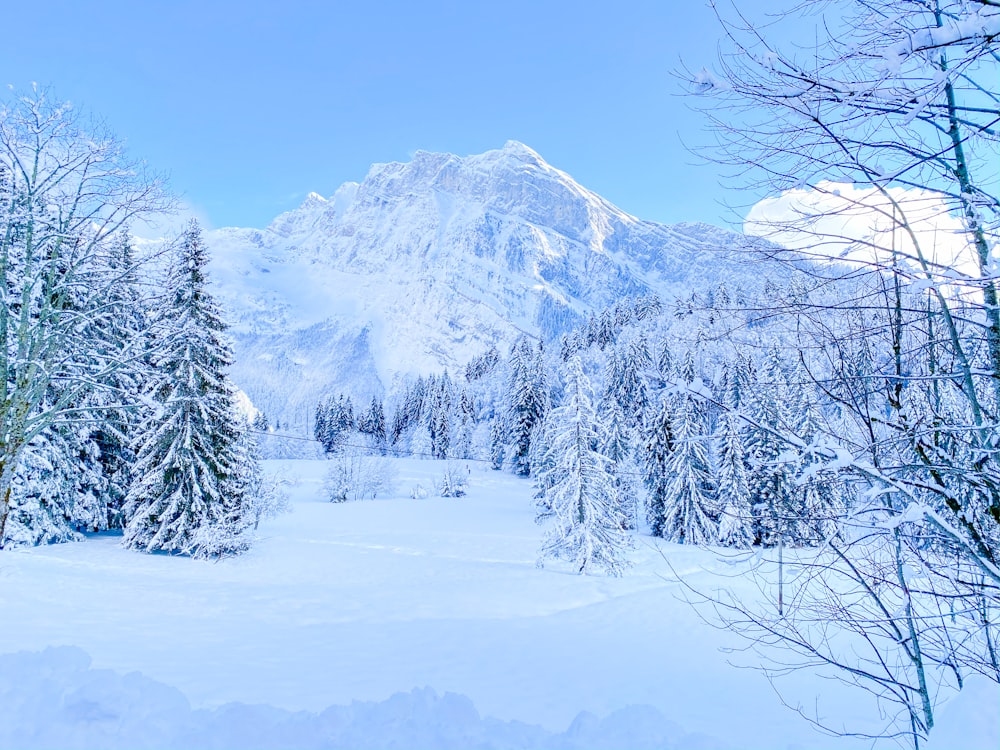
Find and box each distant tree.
[358,396,387,454]
[642,396,675,538]
[451,388,476,460]
[506,336,548,476]
[489,416,506,470]
[604,338,651,433]
[744,350,799,546]
[315,394,355,454]
[659,353,718,545]
[428,372,453,459]
[536,357,632,576]
[715,368,754,549]
[598,398,641,530]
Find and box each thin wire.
[250,429,498,464]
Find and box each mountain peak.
[499,140,544,162]
[208,142,755,432]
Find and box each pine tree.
[4,430,80,547]
[745,349,797,547]
[642,396,675,537]
[716,410,754,548]
[87,231,152,530]
[489,416,506,470]
[506,336,547,476]
[713,366,754,548]
[598,398,640,530]
[428,373,453,459]
[536,357,631,576]
[451,388,476,460]
[122,221,257,557]
[314,401,329,448]
[659,353,718,545]
[604,338,651,433]
[358,396,387,454]
[790,365,844,543]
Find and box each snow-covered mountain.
[207,141,761,430]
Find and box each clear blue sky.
[0,0,788,231]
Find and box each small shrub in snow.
[409,484,429,499]
[245,469,291,530]
[437,463,469,498]
[324,449,395,502]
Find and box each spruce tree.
[536,357,631,576]
[451,389,476,460]
[489,416,506,470]
[715,367,754,548]
[642,396,675,537]
[660,353,718,545]
[358,396,387,454]
[88,231,152,530]
[716,410,754,548]
[745,349,797,547]
[791,365,844,543]
[506,336,547,476]
[5,430,80,546]
[604,338,651,433]
[598,398,640,530]
[122,221,256,557]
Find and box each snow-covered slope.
[207,142,761,429]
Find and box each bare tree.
[680,1,1000,746]
[0,88,168,545]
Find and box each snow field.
[2,458,996,749]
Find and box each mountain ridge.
[205,142,761,431]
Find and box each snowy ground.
[1,458,996,749]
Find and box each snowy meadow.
[2,458,994,749]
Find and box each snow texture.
[2,458,992,749]
[0,646,727,750]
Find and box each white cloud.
[744,182,978,279]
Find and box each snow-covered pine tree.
[489,416,506,470]
[504,337,547,475]
[315,394,354,454]
[790,363,844,543]
[450,388,476,460]
[122,221,257,557]
[3,230,146,544]
[715,366,754,548]
[314,400,329,448]
[86,231,153,530]
[604,338,651,433]
[428,372,453,460]
[4,429,80,546]
[598,398,640,530]
[642,395,675,538]
[659,352,718,545]
[745,349,798,547]
[530,412,557,520]
[536,357,631,576]
[358,396,387,454]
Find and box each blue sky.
[0,0,787,230]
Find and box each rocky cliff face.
[206,141,758,430]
